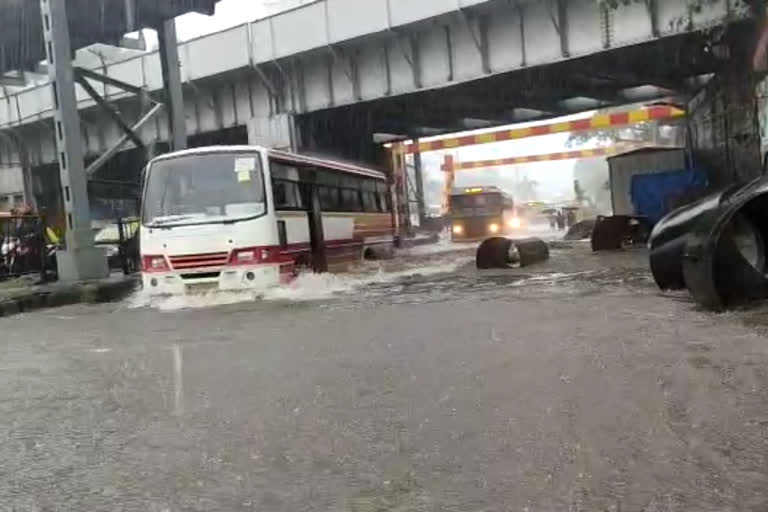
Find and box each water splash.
[128,255,471,311]
[264,258,469,302]
[127,288,261,312]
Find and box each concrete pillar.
[39,0,108,281]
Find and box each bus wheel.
[294,255,312,274]
[364,245,394,261]
[476,237,513,269]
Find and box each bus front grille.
[169,252,229,270]
[180,272,222,280]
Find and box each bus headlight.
[509,217,522,229]
[488,223,500,234]
[452,224,464,235]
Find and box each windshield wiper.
[149,215,198,227]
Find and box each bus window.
[340,188,362,212]
[272,161,301,181]
[273,180,304,210]
[377,192,391,213]
[362,191,378,212]
[270,160,305,210]
[317,170,341,187]
[273,181,288,206]
[270,160,388,213]
[375,181,391,213]
[319,186,340,210]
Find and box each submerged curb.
[0,277,139,318]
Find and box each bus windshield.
[451,193,502,217]
[142,152,266,227]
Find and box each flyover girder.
[0,0,736,165]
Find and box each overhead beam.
[74,66,148,98]
[326,44,360,96]
[449,145,641,171]
[548,0,569,58]
[646,0,660,37]
[86,103,163,177]
[400,105,685,154]
[392,31,422,89]
[74,73,145,150]
[457,8,490,74]
[585,69,692,95]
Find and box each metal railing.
[94,217,140,276]
[0,214,52,282]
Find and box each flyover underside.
[299,31,720,164]
[0,22,723,171]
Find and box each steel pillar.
[158,19,187,151]
[307,185,328,273]
[39,0,108,281]
[442,155,455,216]
[412,145,426,225]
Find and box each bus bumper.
[142,264,292,295]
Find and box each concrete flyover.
[0,0,744,170]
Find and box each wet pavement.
[3,241,768,511]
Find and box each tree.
[565,110,686,149]
[595,0,764,62]
[565,113,660,148]
[573,158,613,214]
[512,176,540,202]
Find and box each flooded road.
[3,240,768,511]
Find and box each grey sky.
[175,0,307,40]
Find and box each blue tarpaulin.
[630,168,708,225]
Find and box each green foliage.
[596,0,748,12]
[573,158,612,213]
[595,0,759,21]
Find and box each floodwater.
[130,226,565,312]
[3,239,768,511]
[128,248,475,311]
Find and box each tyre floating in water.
[591,215,651,251]
[476,237,550,269]
[649,178,768,311]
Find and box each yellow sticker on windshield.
[237,169,252,183]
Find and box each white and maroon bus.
[140,146,394,294]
